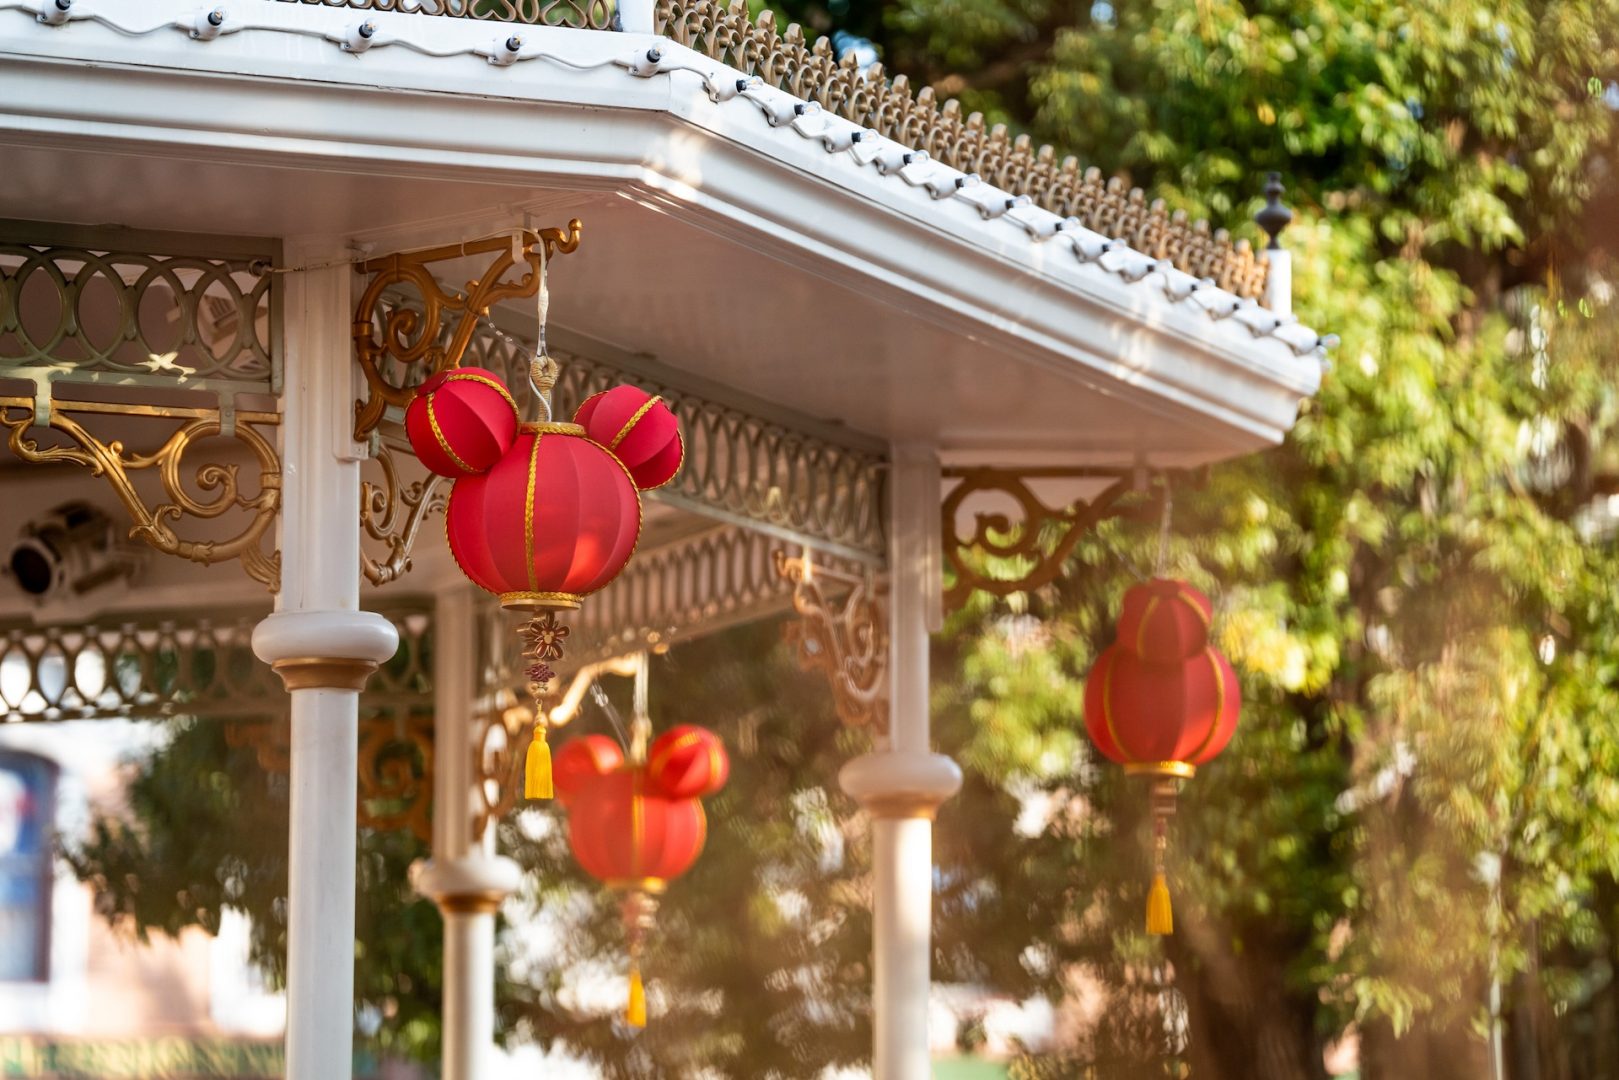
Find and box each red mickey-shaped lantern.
[553,726,729,1028]
[574,386,683,491]
[405,367,520,477]
[1083,578,1241,936]
[445,422,642,610]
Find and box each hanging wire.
[589,681,631,752]
[1154,481,1174,578]
[528,238,555,423]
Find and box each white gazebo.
[0,1,1325,1076]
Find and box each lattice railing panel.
[266,0,616,30]
[0,234,278,399]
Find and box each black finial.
[1254,171,1292,250]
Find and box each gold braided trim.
[1184,648,1228,764]
[1123,761,1197,779]
[442,370,518,412]
[500,590,582,610]
[426,397,475,474]
[610,396,664,450]
[1098,649,1141,768]
[520,421,585,435]
[524,433,541,592]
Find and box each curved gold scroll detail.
[772,549,888,734]
[0,396,282,591]
[940,467,1146,613]
[352,220,583,442]
[361,444,447,586]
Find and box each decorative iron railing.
[0,221,279,404]
[268,0,616,30]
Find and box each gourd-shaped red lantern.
[1083,578,1240,935]
[555,726,728,1027]
[404,358,683,804]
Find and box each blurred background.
[7,0,1619,1077]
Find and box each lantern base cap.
[607,877,668,895]
[501,591,583,610]
[1123,761,1197,779]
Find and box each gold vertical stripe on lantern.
[524,435,541,593]
[427,397,476,475]
[1099,652,1142,766]
[610,395,664,450]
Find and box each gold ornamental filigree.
[654,0,1269,301]
[361,443,447,586]
[0,396,281,591]
[473,697,530,838]
[224,709,434,844]
[352,221,582,442]
[940,467,1146,612]
[772,549,888,733]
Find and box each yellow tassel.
[626,967,647,1028]
[524,726,553,800]
[1146,872,1174,936]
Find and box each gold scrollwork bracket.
[0,396,282,592]
[351,220,583,443]
[361,443,448,586]
[772,548,889,734]
[940,466,1198,613]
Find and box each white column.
[840,444,961,1080]
[1264,247,1292,318]
[616,0,655,32]
[412,586,521,1080]
[252,259,399,1080]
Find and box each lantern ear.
[553,735,624,805]
[1116,578,1213,662]
[404,367,520,478]
[645,725,729,799]
[574,386,684,491]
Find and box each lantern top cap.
[520,421,587,436]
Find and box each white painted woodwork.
[250,261,399,1080]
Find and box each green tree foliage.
[64,1,1619,1077]
[65,707,447,1068]
[770,0,1619,1075]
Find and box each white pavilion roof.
[0,0,1324,465]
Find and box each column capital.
[840,751,962,820]
[412,855,523,916]
[253,610,399,691]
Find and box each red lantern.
[574,386,683,491]
[1083,644,1238,769]
[552,728,729,1028]
[646,725,729,799]
[404,367,519,477]
[1115,578,1213,663]
[444,423,641,610]
[1083,578,1241,936]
